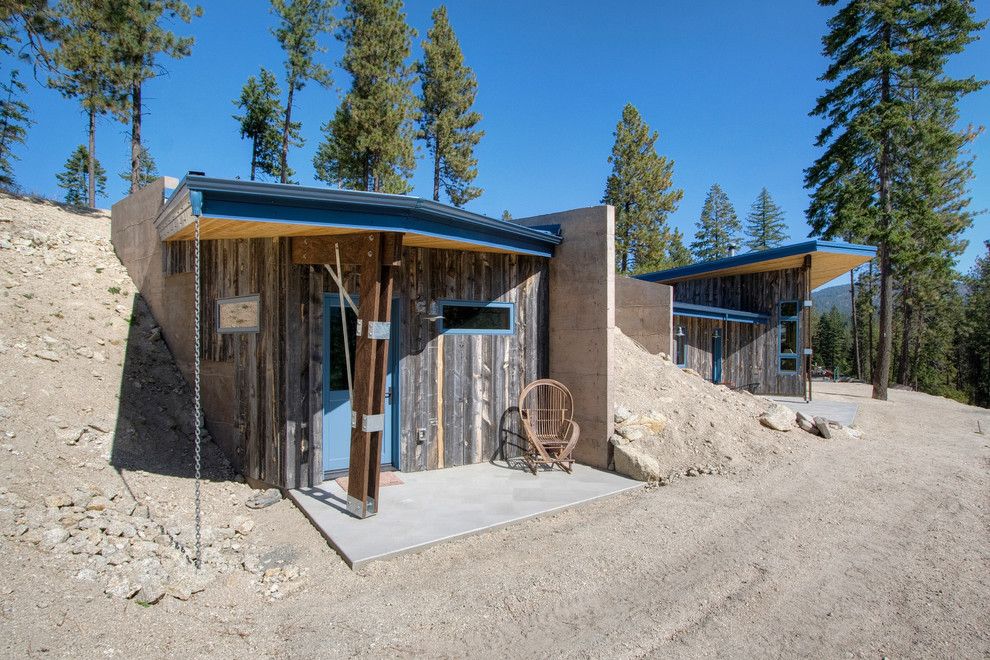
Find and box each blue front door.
[711,329,723,384]
[322,294,397,474]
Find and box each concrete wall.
[615,276,673,356]
[111,178,244,474]
[516,206,615,469]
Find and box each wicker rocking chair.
[518,379,581,474]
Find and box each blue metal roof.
[160,175,562,257]
[635,239,877,283]
[673,302,770,325]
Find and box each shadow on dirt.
[110,293,234,492]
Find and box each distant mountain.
[813,284,852,318]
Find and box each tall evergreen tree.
[961,241,990,407]
[744,187,787,250]
[50,0,126,208]
[691,183,739,261]
[805,0,985,400]
[0,69,31,188]
[111,0,201,194]
[313,0,416,193]
[1,1,59,68]
[602,103,683,274]
[233,68,288,181]
[270,0,334,184]
[417,5,483,206]
[56,144,106,205]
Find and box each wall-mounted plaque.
[217,295,260,334]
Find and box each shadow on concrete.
[110,293,235,492]
[489,406,529,469]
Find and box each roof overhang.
[636,240,877,289]
[154,176,562,258]
[673,302,770,325]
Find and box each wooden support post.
[346,232,403,518]
[803,255,813,402]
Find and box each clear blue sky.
[6,1,989,283]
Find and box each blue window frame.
[674,325,687,367]
[438,299,515,335]
[778,300,800,373]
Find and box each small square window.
[779,356,798,372]
[780,301,799,318]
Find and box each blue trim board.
[635,239,877,283]
[673,302,769,325]
[437,299,515,336]
[166,175,560,257]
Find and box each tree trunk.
[87,107,96,208]
[866,261,877,383]
[280,85,294,184]
[130,82,142,194]
[432,148,441,202]
[872,25,894,401]
[850,269,862,380]
[250,136,257,181]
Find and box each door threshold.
[323,465,398,482]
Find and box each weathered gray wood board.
[164,239,549,488]
[672,266,810,397]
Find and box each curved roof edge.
[635,239,877,284]
[158,175,562,256]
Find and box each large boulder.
[613,442,662,482]
[759,403,794,432]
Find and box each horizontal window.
[438,300,514,335]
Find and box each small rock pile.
[759,404,862,439]
[0,483,301,604]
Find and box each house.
[111,175,619,517]
[635,241,877,398]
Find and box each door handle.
[385,386,392,404]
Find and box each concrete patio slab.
[288,462,642,568]
[773,397,858,427]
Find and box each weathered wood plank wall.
[672,266,809,396]
[164,239,549,488]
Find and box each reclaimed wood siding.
[395,247,549,472]
[165,241,549,487]
[164,237,290,486]
[672,267,808,396]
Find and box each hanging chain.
[194,214,202,570]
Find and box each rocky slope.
[0,193,310,606]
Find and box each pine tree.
[118,145,157,188]
[500,210,511,221]
[691,183,739,261]
[664,227,693,267]
[313,0,416,193]
[813,305,849,374]
[270,0,334,184]
[961,241,990,407]
[56,144,106,205]
[1,1,59,67]
[417,5,483,206]
[0,69,31,189]
[744,187,787,250]
[233,68,288,181]
[602,103,683,274]
[111,0,201,194]
[805,0,985,401]
[50,0,127,208]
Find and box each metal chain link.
[194,214,202,570]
